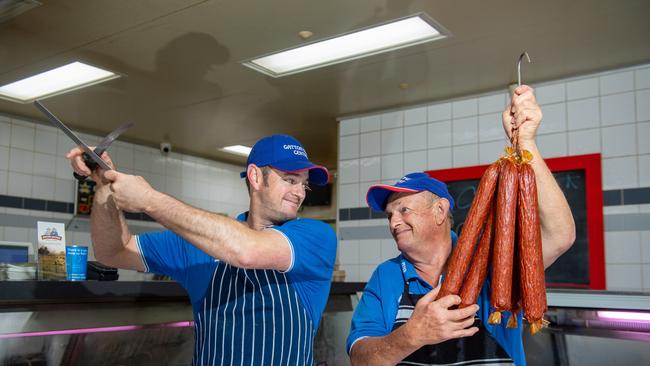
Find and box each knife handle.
[73,152,102,181]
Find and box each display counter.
[1,282,649,365]
[0,280,189,306]
[0,280,365,306]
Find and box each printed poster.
[37,221,66,280]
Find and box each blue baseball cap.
[366,172,455,212]
[240,134,329,185]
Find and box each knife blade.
[76,121,133,179]
[95,121,134,153]
[33,100,112,171]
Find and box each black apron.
[392,267,515,366]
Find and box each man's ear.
[434,198,450,226]
[247,164,262,190]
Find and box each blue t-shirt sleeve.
[136,230,215,301]
[272,218,337,281]
[272,218,337,329]
[346,267,390,354]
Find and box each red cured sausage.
[459,202,495,308]
[438,162,500,300]
[507,229,522,329]
[517,163,548,334]
[489,159,519,324]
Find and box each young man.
[67,134,337,365]
[347,86,576,366]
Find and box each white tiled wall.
[0,114,250,275]
[338,63,650,291]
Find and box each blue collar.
[398,254,420,282]
[235,211,298,227]
[236,212,248,222]
[399,254,444,291]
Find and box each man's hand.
[502,85,542,146]
[103,170,158,213]
[403,285,479,348]
[66,146,115,185]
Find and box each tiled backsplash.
[337,63,650,291]
[0,114,250,279]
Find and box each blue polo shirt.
[136,213,337,365]
[347,254,526,366]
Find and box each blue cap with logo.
[366,172,455,212]
[240,134,329,185]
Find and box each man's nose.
[389,213,402,230]
[292,184,306,199]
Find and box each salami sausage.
[507,230,522,329]
[489,159,519,324]
[459,201,495,308]
[438,162,500,300]
[517,163,548,334]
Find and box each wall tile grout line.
[0,194,155,221]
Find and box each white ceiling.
[1,0,649,168]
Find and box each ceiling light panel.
[221,145,252,156]
[242,13,450,77]
[0,62,120,103]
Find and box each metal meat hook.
[517,51,531,86]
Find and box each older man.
[347,85,575,366]
[68,134,337,365]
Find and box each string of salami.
[436,52,549,335]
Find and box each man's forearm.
[519,141,576,266]
[143,191,259,267]
[90,185,132,264]
[350,326,419,366]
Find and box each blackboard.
[444,169,589,287]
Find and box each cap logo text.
[283,144,308,158]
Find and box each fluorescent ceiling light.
[242,13,449,77]
[221,145,252,156]
[0,61,120,103]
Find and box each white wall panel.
[404,124,427,151]
[427,120,451,148]
[602,124,637,157]
[452,144,478,167]
[567,77,599,100]
[452,99,477,118]
[427,102,451,122]
[452,116,478,145]
[637,89,650,122]
[601,92,635,126]
[636,67,650,89]
[600,71,634,95]
[568,129,601,155]
[404,106,427,126]
[360,131,380,157]
[567,97,600,130]
[403,150,428,173]
[360,115,381,132]
[381,129,403,154]
[339,118,360,136]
